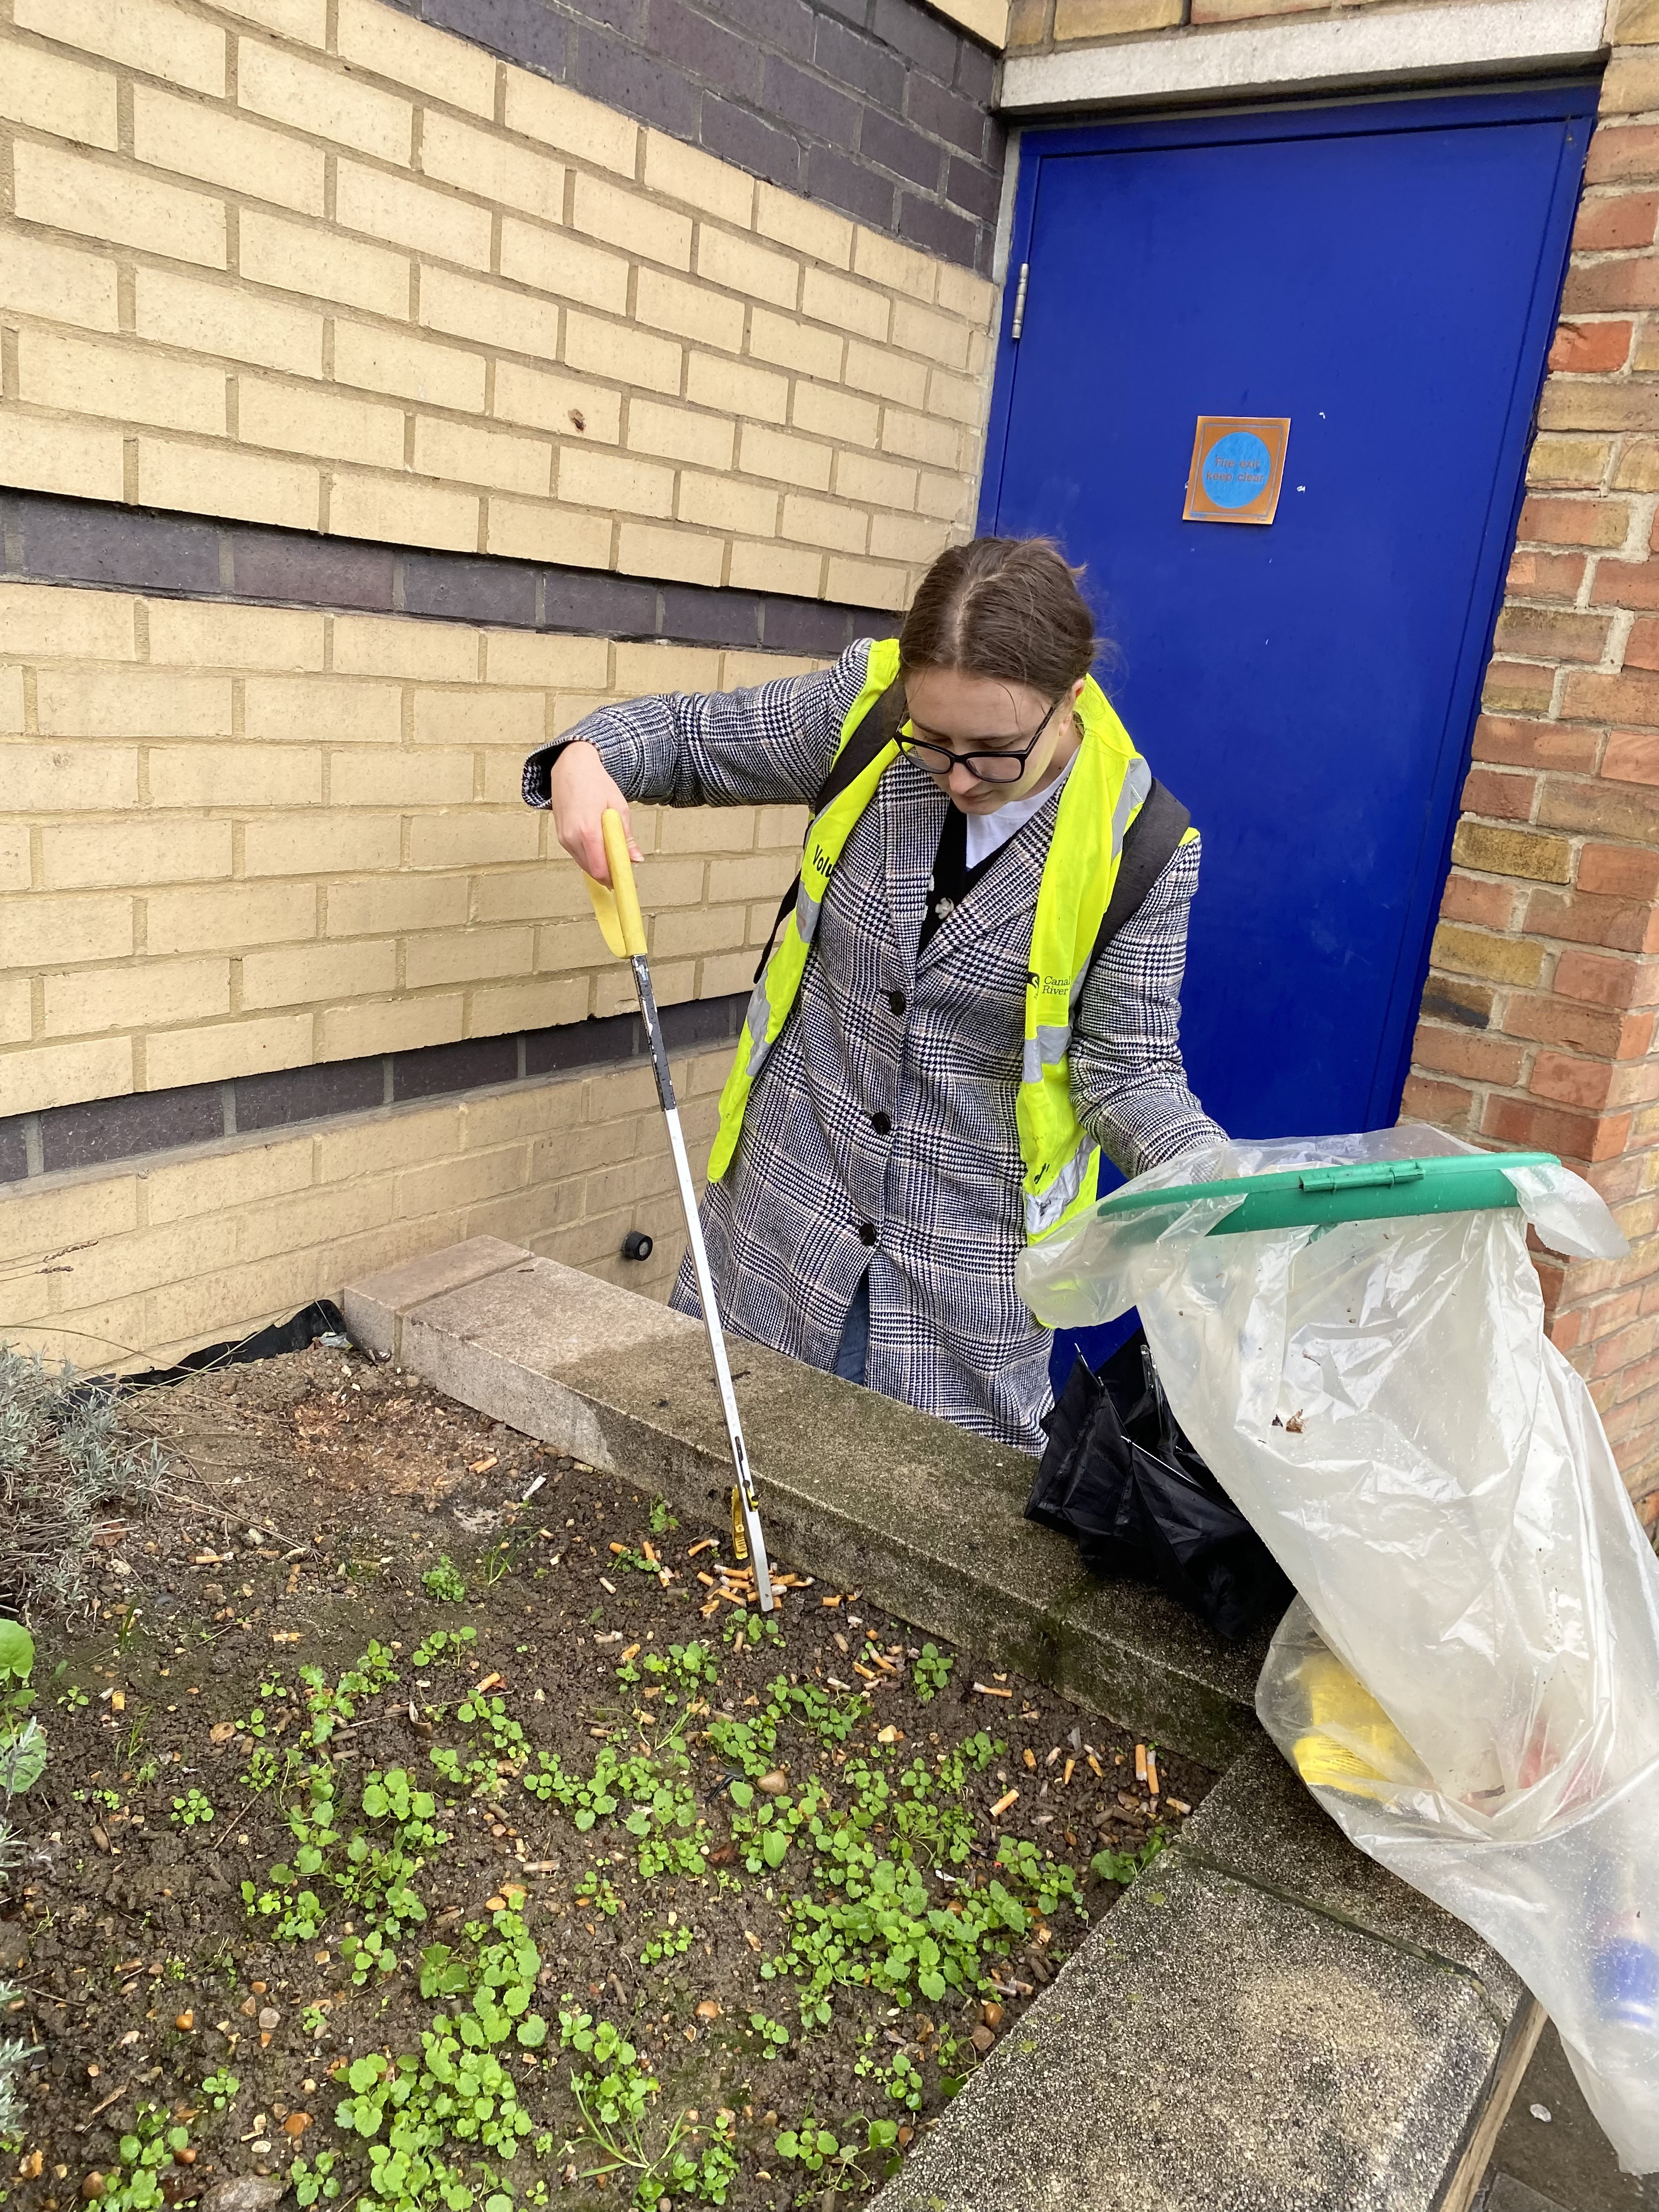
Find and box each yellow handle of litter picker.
[583,807,648,958]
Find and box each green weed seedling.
[410,1627,477,1669]
[557,2010,738,2208]
[290,2148,341,2205]
[647,1497,678,1536]
[1091,1829,1168,1886]
[910,1644,954,1703]
[0,1621,45,1795]
[637,1919,693,1967]
[721,1607,781,1650]
[169,1787,214,1828]
[747,2009,789,2054]
[89,2104,193,2210]
[421,1556,467,1603]
[854,2044,924,2115]
[200,2067,240,2110]
[299,1643,397,1746]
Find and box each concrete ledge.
[1000,0,1607,111]
[345,1238,1539,2212]
[343,1237,1263,1765]
[877,1740,1537,2212]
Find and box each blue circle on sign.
[1201,430,1272,510]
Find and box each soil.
[3,1343,1215,2212]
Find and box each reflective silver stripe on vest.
[1025,1137,1096,1239]
[742,968,774,1079]
[794,870,825,946]
[1022,1023,1071,1085]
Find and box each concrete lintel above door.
[1000,0,1609,112]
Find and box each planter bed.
[5,1342,1214,2212]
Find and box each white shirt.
[963,750,1078,870]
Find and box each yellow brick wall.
[0,1039,731,1369]
[0,579,816,1113]
[0,0,997,608]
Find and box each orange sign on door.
[1183,417,1291,525]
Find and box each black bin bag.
[1026,1327,1292,1642]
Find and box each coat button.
[857,1223,878,1248]
[887,989,907,1016]
[871,1110,892,1136]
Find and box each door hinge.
[1010,260,1029,341]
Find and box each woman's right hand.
[548,740,644,886]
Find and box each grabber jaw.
[730,1480,775,1612]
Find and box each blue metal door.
[985,87,1594,1147]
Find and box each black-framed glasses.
[895,692,1065,786]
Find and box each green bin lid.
[1094,1150,1560,1237]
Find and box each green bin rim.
[1092,1149,1561,1235]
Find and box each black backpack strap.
[753,676,905,984]
[1090,777,1191,970]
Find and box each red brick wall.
[1405,43,1659,1526]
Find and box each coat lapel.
[916,788,1059,980]
[881,755,946,989]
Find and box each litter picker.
[582,808,775,1612]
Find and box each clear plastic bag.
[1019,1126,1659,2170]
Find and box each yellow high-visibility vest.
[708,636,1159,1244]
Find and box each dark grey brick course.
[404,550,539,627]
[225,525,395,611]
[380,0,1002,272]
[648,0,762,104]
[870,0,960,80]
[0,996,752,1189]
[18,500,221,595]
[416,0,567,75]
[699,93,802,189]
[813,14,906,106]
[946,151,1002,221]
[236,1059,387,1131]
[905,69,987,159]
[862,106,946,191]
[572,29,702,132]
[1,492,895,654]
[809,142,898,229]
[38,1085,225,1176]
[0,1125,29,1187]
[763,52,863,150]
[899,188,978,267]
[392,1036,521,1101]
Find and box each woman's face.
[902,666,1083,814]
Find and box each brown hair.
[899,535,1097,699]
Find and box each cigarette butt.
[642,1541,658,1565]
[687,1538,717,1558]
[990,1788,1018,1819]
[621,1645,641,1662]
[475,1673,502,1694]
[1167,1797,1190,1815]
[1022,1749,1036,1772]
[1135,1743,1148,1785]
[1045,1746,1060,1767]
[973,1683,1013,1699]
[599,1577,616,1594]
[1087,1754,1103,1779]
[1146,1750,1160,1796]
[700,1599,721,1619]
[821,1594,842,1607]
[609,1543,628,1556]
[1062,1758,1075,1787]
[854,1663,877,1681]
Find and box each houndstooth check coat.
[524,639,1224,1457]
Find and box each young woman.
[524,537,1223,1456]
